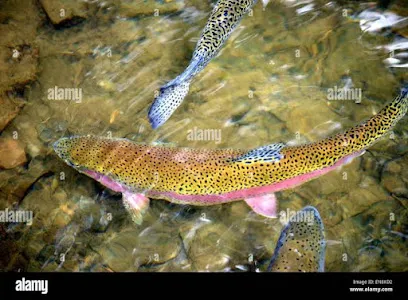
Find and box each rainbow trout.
[268,206,326,272]
[54,88,408,224]
[148,0,257,129]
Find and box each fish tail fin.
[148,57,203,129]
[401,82,408,98]
[389,82,408,120]
[148,80,191,129]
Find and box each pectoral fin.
[122,192,150,225]
[244,194,278,218]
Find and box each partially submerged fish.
[148,0,257,129]
[268,206,326,272]
[54,88,408,225]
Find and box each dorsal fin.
[232,143,285,164]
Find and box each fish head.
[268,206,326,272]
[53,135,99,172]
[54,135,132,194]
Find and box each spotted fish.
[54,88,408,225]
[268,206,326,272]
[148,0,257,129]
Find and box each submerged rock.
[0,138,27,169]
[188,223,237,271]
[0,156,52,205]
[97,223,181,271]
[54,224,79,257]
[118,0,185,17]
[19,176,62,228]
[354,246,385,271]
[0,0,40,95]
[133,225,181,269]
[381,154,408,196]
[97,229,138,271]
[0,95,25,132]
[0,43,39,95]
[341,176,391,219]
[39,0,87,26]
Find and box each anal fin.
[244,193,278,218]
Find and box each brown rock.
[384,160,402,174]
[0,0,40,94]
[0,44,39,95]
[188,223,238,271]
[0,138,27,169]
[0,156,52,205]
[340,176,390,219]
[118,1,185,18]
[39,0,87,25]
[0,95,25,132]
[381,155,408,196]
[382,175,407,196]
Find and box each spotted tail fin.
[401,83,408,99]
[148,57,204,129]
[148,80,191,129]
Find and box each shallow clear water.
[0,0,407,272]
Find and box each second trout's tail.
[148,57,203,129]
[401,84,408,101]
[148,80,191,129]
